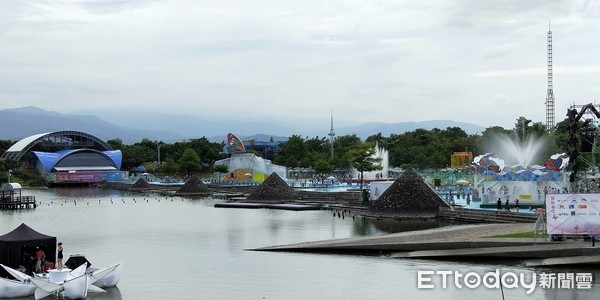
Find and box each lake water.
[1,187,598,299]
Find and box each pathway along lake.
[1,187,598,299]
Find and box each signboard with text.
[546,193,600,235]
[54,171,127,183]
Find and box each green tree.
[529,122,549,139]
[214,164,229,173]
[275,135,307,167]
[348,142,382,188]
[304,136,329,154]
[106,138,124,150]
[365,132,384,145]
[553,118,571,154]
[313,158,334,174]
[514,116,532,142]
[121,144,153,171]
[160,157,179,174]
[386,129,434,169]
[478,126,511,154]
[0,139,15,154]
[333,134,362,169]
[178,148,201,174]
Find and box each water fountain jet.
[473,134,567,209]
[494,134,548,168]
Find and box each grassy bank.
[492,231,535,238]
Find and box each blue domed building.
[1,131,127,184]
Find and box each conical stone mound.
[131,177,151,189]
[176,176,212,194]
[368,168,450,217]
[246,173,298,201]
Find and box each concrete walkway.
[254,223,600,265]
[255,223,536,252]
[524,254,600,267]
[391,242,600,259]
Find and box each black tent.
[0,223,56,276]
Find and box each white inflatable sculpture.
[0,262,122,299]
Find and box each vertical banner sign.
[546,193,600,234]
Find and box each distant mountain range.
[0,106,486,144]
[327,120,485,139]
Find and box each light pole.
[7,170,11,183]
[157,143,163,171]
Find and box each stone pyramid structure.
[368,168,450,217]
[176,176,212,195]
[246,172,298,201]
[131,177,151,189]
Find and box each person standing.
[35,247,43,273]
[496,198,502,211]
[505,199,510,211]
[515,199,520,213]
[57,242,64,270]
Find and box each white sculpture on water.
[0,261,122,299]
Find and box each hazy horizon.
[2,1,599,130]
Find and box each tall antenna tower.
[328,110,335,159]
[545,21,556,131]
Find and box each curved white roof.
[1,131,113,161]
[1,183,22,190]
[5,132,52,152]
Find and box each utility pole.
[157,142,162,171]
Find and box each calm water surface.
[1,187,598,299]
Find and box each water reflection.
[1,187,598,299]
[89,287,122,300]
[352,217,460,236]
[51,187,124,198]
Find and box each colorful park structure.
[474,152,568,208]
[214,133,286,182]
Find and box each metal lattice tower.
[545,22,556,131]
[328,110,335,159]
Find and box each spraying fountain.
[350,142,389,181]
[474,134,568,209]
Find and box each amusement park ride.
[566,103,600,189]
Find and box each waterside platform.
[1,183,36,210]
[0,195,36,209]
[438,207,539,223]
[215,202,322,211]
[253,223,600,266]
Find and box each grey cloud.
[450,0,576,16]
[446,18,472,29]
[76,0,160,14]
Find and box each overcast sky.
[1,0,599,129]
